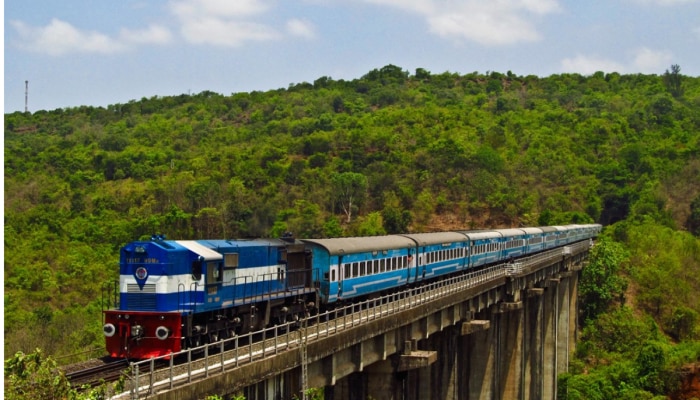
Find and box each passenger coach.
[303,235,416,304]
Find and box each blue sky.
[4,0,700,113]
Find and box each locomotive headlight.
[131,325,144,338]
[155,326,170,340]
[103,323,116,337]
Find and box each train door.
[418,248,427,281]
[336,256,343,300]
[329,260,338,289]
[284,243,309,289]
[462,245,469,270]
[408,248,421,283]
[205,260,223,304]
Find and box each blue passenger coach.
[399,232,469,282]
[540,226,561,250]
[520,227,545,254]
[303,235,416,303]
[493,228,528,260]
[462,231,503,268]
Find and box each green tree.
[322,215,344,238]
[4,349,120,399]
[579,236,629,322]
[663,64,684,98]
[635,341,667,393]
[5,350,71,399]
[687,194,700,236]
[356,212,387,236]
[331,172,368,223]
[381,191,411,234]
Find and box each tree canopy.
[4,66,700,384]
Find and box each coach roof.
[302,235,416,255]
[399,231,468,246]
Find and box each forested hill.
[4,65,700,359]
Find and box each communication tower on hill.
[25,80,29,113]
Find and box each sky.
[4,0,700,113]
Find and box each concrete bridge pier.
[524,287,545,400]
[496,294,524,400]
[557,272,573,378]
[464,310,496,399]
[543,277,560,399]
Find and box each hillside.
[4,65,700,370]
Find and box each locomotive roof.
[175,240,223,261]
[302,235,416,255]
[196,238,291,249]
[398,231,468,246]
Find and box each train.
[103,224,601,359]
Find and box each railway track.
[64,358,131,388]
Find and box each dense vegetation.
[5,65,700,397]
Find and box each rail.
[121,242,592,398]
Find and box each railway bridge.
[118,240,592,400]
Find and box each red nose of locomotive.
[103,310,182,359]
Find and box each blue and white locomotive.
[103,224,601,358]
[103,237,316,358]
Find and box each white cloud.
[286,19,316,39]
[170,0,280,46]
[631,47,673,73]
[10,19,172,56]
[169,0,269,18]
[560,47,674,74]
[560,54,625,74]
[362,0,434,14]
[120,24,173,45]
[10,19,127,56]
[363,0,561,45]
[427,7,542,45]
[518,0,562,14]
[628,0,698,5]
[179,18,279,46]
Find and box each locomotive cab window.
[207,261,223,284]
[192,260,202,281]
